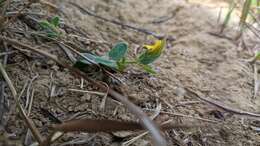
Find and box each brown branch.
[50,118,206,133]
[50,119,143,132]
[0,36,167,146]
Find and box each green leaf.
[46,32,59,38]
[79,53,117,69]
[95,56,117,69]
[252,0,258,6]
[73,60,99,74]
[39,21,57,37]
[39,21,51,30]
[140,64,156,74]
[51,16,60,27]
[109,42,128,61]
[39,17,61,38]
[255,51,260,60]
[74,60,88,69]
[116,57,127,71]
[138,51,162,65]
[80,53,98,64]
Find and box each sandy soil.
[1,0,260,146]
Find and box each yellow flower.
[138,38,166,65]
[143,38,166,54]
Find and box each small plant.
[39,16,61,38]
[75,38,166,74]
[221,0,260,33]
[240,0,252,26]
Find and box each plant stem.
[125,60,137,64]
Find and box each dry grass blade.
[68,88,106,96]
[144,109,220,123]
[0,62,43,143]
[39,132,64,146]
[253,63,260,99]
[0,36,167,146]
[39,0,58,10]
[220,0,236,33]
[123,131,148,146]
[240,0,252,26]
[99,82,109,111]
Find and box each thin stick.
[27,88,34,116]
[25,75,38,110]
[217,7,223,24]
[0,41,9,123]
[186,88,260,119]
[174,101,201,107]
[39,0,58,10]
[0,36,166,146]
[39,131,64,146]
[0,51,17,56]
[25,88,36,145]
[253,63,259,99]
[69,2,164,39]
[99,82,109,111]
[144,109,220,123]
[0,62,43,143]
[162,111,220,123]
[123,103,162,146]
[123,131,148,146]
[68,88,105,96]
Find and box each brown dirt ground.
[1,0,260,146]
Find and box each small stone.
[47,60,55,66]
[51,65,59,71]
[174,87,186,98]
[80,94,91,101]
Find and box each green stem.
[125,60,137,64]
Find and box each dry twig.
[186,88,260,119]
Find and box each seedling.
[75,38,166,74]
[255,51,260,60]
[39,16,61,38]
